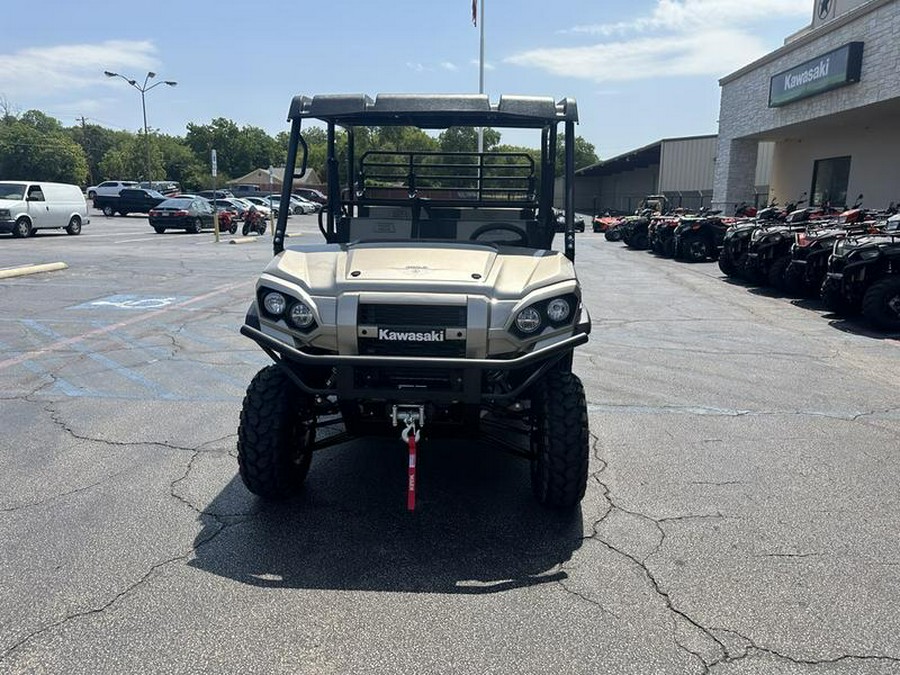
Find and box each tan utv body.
[238,93,591,509]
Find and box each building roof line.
[719,0,891,86]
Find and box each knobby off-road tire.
[530,370,589,509]
[684,237,709,263]
[718,250,737,276]
[820,277,853,316]
[767,255,791,291]
[238,365,315,499]
[783,261,808,297]
[862,277,900,331]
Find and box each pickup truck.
[93,188,167,217]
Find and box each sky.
[0,0,815,159]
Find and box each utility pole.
[79,116,93,186]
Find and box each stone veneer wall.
[713,0,900,211]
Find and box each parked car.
[293,187,327,204]
[211,198,247,221]
[234,197,272,218]
[0,181,90,238]
[246,195,282,217]
[552,208,584,232]
[197,189,235,200]
[148,197,217,234]
[86,180,138,200]
[139,181,181,195]
[93,188,167,217]
[265,193,308,215]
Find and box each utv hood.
[265,241,576,298]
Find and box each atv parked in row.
[821,215,900,329]
[621,195,668,250]
[674,215,731,262]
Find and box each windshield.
[0,184,26,200]
[158,198,193,208]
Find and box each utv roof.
[287,94,578,128]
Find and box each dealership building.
[713,0,900,213]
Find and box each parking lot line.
[0,281,252,372]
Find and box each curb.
[0,262,69,280]
[228,237,258,245]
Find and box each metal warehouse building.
[714,0,900,213]
[574,136,773,215]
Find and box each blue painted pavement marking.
[69,294,191,311]
[21,320,180,401]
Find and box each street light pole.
[104,70,177,184]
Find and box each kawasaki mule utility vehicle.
[238,94,591,509]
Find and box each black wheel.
[718,250,737,275]
[862,277,900,330]
[12,217,32,238]
[190,217,203,234]
[242,222,250,236]
[631,234,649,250]
[684,237,709,262]
[820,277,852,315]
[661,237,676,258]
[102,205,115,217]
[783,261,807,297]
[229,222,238,235]
[604,229,621,242]
[87,191,96,200]
[767,255,791,290]
[120,211,129,217]
[530,370,589,509]
[153,226,166,234]
[238,365,315,499]
[65,216,82,235]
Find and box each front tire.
[238,365,315,499]
[12,217,32,238]
[190,217,203,234]
[65,216,82,235]
[102,205,115,217]
[862,277,900,330]
[767,255,791,290]
[530,370,589,509]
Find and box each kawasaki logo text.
[378,329,445,342]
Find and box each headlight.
[262,291,287,316]
[547,298,571,323]
[288,301,315,328]
[515,307,542,333]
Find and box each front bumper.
[241,322,589,405]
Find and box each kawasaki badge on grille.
[377,329,445,342]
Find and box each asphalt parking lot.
[1,211,899,674]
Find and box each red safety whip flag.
[472,0,477,26]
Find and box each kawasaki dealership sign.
[769,42,863,108]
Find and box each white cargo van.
[0,181,90,238]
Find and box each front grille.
[354,366,464,392]
[357,303,467,357]
[358,340,466,357]
[358,304,466,327]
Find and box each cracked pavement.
[1,216,899,673]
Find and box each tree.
[555,134,599,174]
[0,110,88,184]
[185,118,282,181]
[438,127,500,153]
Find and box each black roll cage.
[273,94,579,261]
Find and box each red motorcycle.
[242,208,268,236]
